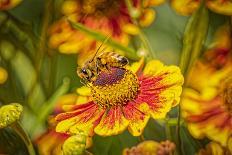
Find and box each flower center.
[222,78,232,114]
[91,68,139,108]
[81,0,119,17]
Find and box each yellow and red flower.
[48,0,163,64]
[181,25,232,146]
[0,0,22,10]
[170,0,232,16]
[54,59,183,137]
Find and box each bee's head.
[77,67,92,81]
[120,57,129,66]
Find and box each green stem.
[165,116,172,140]
[139,134,145,142]
[27,0,54,105]
[68,20,139,60]
[30,77,70,135]
[125,0,155,59]
[12,122,36,155]
[85,150,94,155]
[177,1,209,155]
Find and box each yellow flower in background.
[170,0,232,16]
[197,140,232,155]
[187,24,232,92]
[0,67,8,84]
[123,140,176,155]
[0,0,22,10]
[181,25,232,146]
[55,59,183,137]
[48,0,163,64]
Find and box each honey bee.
[77,51,129,83]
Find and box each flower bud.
[62,134,86,155]
[0,103,23,128]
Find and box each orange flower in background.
[0,67,8,84]
[123,140,176,155]
[49,0,163,64]
[181,25,232,146]
[197,140,232,155]
[0,0,22,10]
[187,24,232,92]
[170,0,232,16]
[55,59,183,137]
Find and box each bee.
[77,51,129,83]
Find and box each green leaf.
[68,20,139,60]
[179,2,209,76]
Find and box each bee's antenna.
[89,35,111,63]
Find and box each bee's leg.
[80,79,91,87]
[96,58,102,74]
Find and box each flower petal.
[207,0,232,15]
[76,86,91,96]
[140,60,183,118]
[56,101,104,136]
[94,107,129,136]
[123,102,150,136]
[170,0,199,16]
[127,58,144,75]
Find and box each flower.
[0,0,22,10]
[181,25,232,146]
[0,67,8,84]
[55,59,183,137]
[123,140,176,155]
[197,140,232,155]
[0,103,23,128]
[170,0,232,16]
[187,24,232,92]
[48,0,163,64]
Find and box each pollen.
[91,68,139,108]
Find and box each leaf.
[179,2,209,76]
[68,20,139,60]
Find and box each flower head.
[197,140,232,155]
[48,0,161,64]
[55,59,183,136]
[0,0,22,10]
[170,0,232,16]
[0,103,23,128]
[123,140,176,155]
[182,25,232,146]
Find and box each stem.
[68,20,139,60]
[85,150,94,155]
[165,116,172,140]
[176,106,182,155]
[139,134,145,142]
[177,1,208,154]
[125,0,155,59]
[30,77,70,135]
[12,122,36,155]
